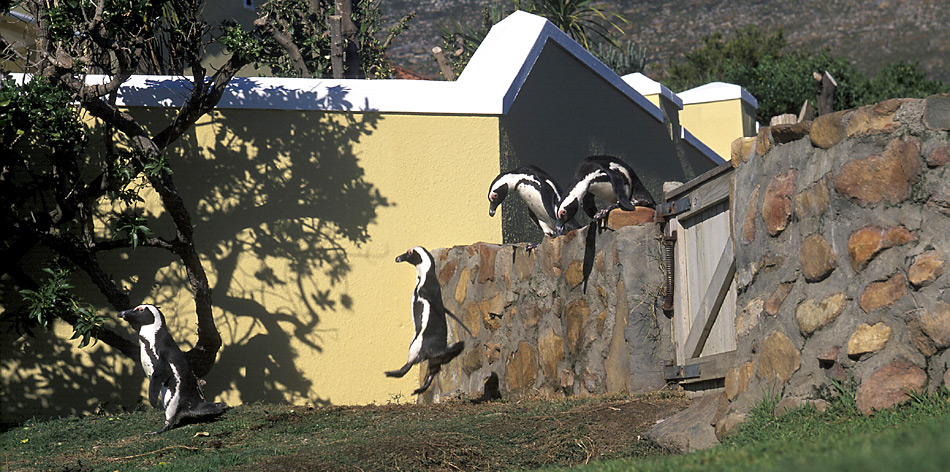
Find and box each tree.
[661,25,948,123]
[0,0,256,377]
[437,0,628,78]
[219,0,412,79]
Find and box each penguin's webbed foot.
[145,421,172,436]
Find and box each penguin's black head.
[395,247,428,265]
[118,304,162,330]
[488,184,508,217]
[556,199,579,233]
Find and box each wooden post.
[329,15,344,79]
[432,46,456,81]
[813,70,837,116]
[769,114,797,126]
[798,99,814,122]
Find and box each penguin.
[118,304,227,434]
[556,155,656,232]
[488,165,579,237]
[386,247,466,395]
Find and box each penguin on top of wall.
[488,165,579,238]
[386,246,467,395]
[119,304,227,434]
[556,155,656,233]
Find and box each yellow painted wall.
[1,108,502,422]
[680,98,755,161]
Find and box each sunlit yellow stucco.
[680,98,757,160]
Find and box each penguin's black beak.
[488,200,500,217]
[395,252,409,263]
[118,308,132,319]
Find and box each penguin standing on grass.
[556,155,655,233]
[386,247,467,395]
[488,165,579,238]
[119,304,227,434]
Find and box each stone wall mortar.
[724,93,950,423]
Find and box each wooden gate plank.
[683,236,736,359]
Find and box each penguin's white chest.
[139,323,161,377]
[589,181,616,203]
[517,187,548,216]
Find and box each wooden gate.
[659,162,737,385]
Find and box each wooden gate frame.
[658,162,737,384]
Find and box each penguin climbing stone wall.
[557,155,656,232]
[386,247,466,395]
[119,304,227,434]
[487,165,579,237]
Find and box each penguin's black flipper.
[148,362,172,409]
[385,363,412,378]
[582,193,598,219]
[606,167,638,211]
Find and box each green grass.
[2,387,948,471]
[547,386,950,472]
[0,394,686,471]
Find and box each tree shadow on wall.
[0,321,142,426]
[128,81,390,405]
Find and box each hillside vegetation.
[380,0,950,86]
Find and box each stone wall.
[420,210,671,403]
[721,94,950,432]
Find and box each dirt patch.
[241,394,690,472]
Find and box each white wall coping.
[621,73,683,109]
[678,81,758,109]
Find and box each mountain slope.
[380,0,950,87]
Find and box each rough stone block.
[480,293,505,331]
[476,243,500,283]
[800,234,837,282]
[855,358,927,415]
[455,267,469,304]
[847,322,891,357]
[645,392,722,453]
[833,136,921,206]
[731,136,756,166]
[924,93,950,130]
[795,175,831,220]
[506,341,538,391]
[537,327,565,380]
[565,299,590,354]
[725,362,755,401]
[774,397,829,417]
[810,110,847,149]
[762,170,797,236]
[917,302,950,350]
[926,144,950,167]
[847,225,917,272]
[796,292,847,336]
[845,99,908,137]
[564,259,585,288]
[757,331,801,383]
[736,297,763,337]
[755,126,772,156]
[770,121,812,145]
[607,207,656,229]
[908,250,945,289]
[741,184,761,244]
[859,273,908,313]
[765,283,795,316]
